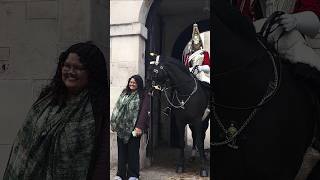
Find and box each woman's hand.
[134,128,142,136]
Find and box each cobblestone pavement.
[110,146,210,180]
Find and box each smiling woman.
[3,42,108,180]
[62,53,89,95]
[128,78,138,91]
[110,74,149,180]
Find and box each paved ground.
[110,146,210,180]
[110,146,320,180]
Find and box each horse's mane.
[214,0,257,42]
[213,1,266,75]
[160,56,191,76]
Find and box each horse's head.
[146,55,169,92]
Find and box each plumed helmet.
[191,23,203,50]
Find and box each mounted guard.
[183,23,210,84]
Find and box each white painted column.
[110,0,151,169]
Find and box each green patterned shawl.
[3,90,95,180]
[111,91,140,143]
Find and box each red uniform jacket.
[235,0,320,21]
[183,51,210,68]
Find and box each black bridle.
[148,58,198,109]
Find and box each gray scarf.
[111,91,140,143]
[3,90,95,180]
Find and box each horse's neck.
[166,64,194,94]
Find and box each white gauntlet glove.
[197,65,210,73]
[279,14,297,32]
[292,11,320,37]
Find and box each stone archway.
[143,0,210,167]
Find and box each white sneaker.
[114,176,122,180]
[128,177,138,180]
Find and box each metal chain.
[163,76,198,109]
[212,42,279,146]
[212,88,271,146]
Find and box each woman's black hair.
[37,41,108,179]
[123,74,144,98]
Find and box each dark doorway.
[145,0,210,161]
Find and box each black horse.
[212,1,319,180]
[147,55,210,177]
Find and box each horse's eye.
[160,66,163,69]
[153,69,158,73]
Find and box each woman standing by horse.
[111,75,149,180]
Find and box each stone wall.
[0,0,108,177]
